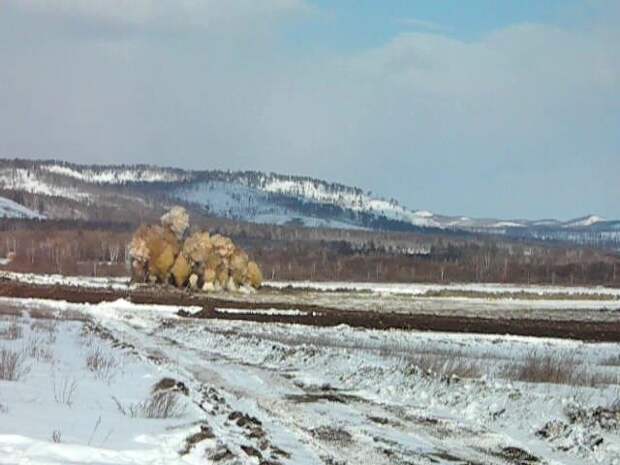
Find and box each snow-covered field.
[0,271,131,290]
[2,272,620,328]
[267,280,620,299]
[260,280,620,318]
[0,296,619,464]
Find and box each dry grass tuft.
[30,320,57,344]
[112,391,186,419]
[0,318,23,340]
[0,348,30,381]
[602,354,620,367]
[27,308,88,322]
[502,351,619,387]
[24,334,54,363]
[86,345,119,382]
[310,426,353,444]
[52,376,78,407]
[405,351,486,380]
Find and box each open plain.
[0,271,619,464]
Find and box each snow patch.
[42,164,189,184]
[564,215,606,228]
[0,271,131,290]
[215,307,311,316]
[0,168,90,201]
[0,197,43,219]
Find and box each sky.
[0,0,618,220]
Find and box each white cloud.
[251,16,620,217]
[5,0,311,34]
[397,17,446,33]
[13,0,154,25]
[0,1,618,218]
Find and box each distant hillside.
[0,196,42,219]
[0,159,618,248]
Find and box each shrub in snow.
[52,376,78,407]
[0,348,30,381]
[502,350,617,387]
[86,345,118,382]
[24,334,54,363]
[310,426,353,444]
[112,390,186,419]
[0,318,22,340]
[30,320,57,344]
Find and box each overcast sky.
[0,1,618,220]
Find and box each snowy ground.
[0,272,131,290]
[0,296,619,464]
[266,280,620,299]
[5,271,620,299]
[2,272,620,321]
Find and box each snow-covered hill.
[255,177,441,227]
[174,180,364,229]
[0,159,618,246]
[564,215,606,228]
[0,196,43,219]
[42,163,189,184]
[172,174,440,229]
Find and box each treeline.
[250,240,619,285]
[0,219,618,286]
[0,226,130,276]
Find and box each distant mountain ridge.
[0,159,618,246]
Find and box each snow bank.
[267,280,620,298]
[214,307,311,316]
[0,271,130,290]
